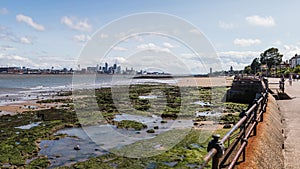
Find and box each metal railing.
[200,87,269,169]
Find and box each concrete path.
[273,78,300,169]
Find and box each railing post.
[253,99,259,136]
[242,116,247,162]
[260,94,264,122]
[239,110,246,132]
[207,134,224,169]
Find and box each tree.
[260,48,283,72]
[244,65,251,74]
[293,65,300,74]
[250,58,261,74]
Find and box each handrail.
[200,83,268,169]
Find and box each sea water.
[0,74,178,106]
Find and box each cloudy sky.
[1,0,300,73]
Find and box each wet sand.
[0,100,60,115]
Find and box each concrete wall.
[237,95,284,169]
[226,79,265,104]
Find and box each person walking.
[289,74,293,86]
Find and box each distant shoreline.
[0,73,209,78]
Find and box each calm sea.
[0,74,177,105]
[0,74,112,105]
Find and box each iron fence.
[200,83,269,169]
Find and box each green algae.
[116,120,147,130]
[0,84,248,168]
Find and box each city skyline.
[0,62,162,75]
[1,1,300,73]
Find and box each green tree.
[260,48,283,72]
[244,65,251,74]
[250,58,261,74]
[293,65,300,74]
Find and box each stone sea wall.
[237,94,284,169]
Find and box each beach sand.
[177,76,233,87]
[0,99,62,115]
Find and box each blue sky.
[1,0,300,73]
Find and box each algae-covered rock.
[116,120,147,130]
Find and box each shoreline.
[0,76,233,115]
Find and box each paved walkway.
[273,78,300,168]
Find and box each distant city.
[0,62,169,75]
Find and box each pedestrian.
[289,74,293,86]
[280,75,285,92]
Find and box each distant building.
[0,67,21,74]
[87,66,97,73]
[290,54,300,68]
[279,60,290,69]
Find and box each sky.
[1,0,300,74]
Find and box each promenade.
[274,78,300,168]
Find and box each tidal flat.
[0,84,247,168]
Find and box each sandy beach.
[0,99,63,116]
[177,76,233,87]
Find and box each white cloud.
[246,15,275,27]
[73,34,91,42]
[133,35,143,42]
[137,43,171,53]
[16,14,45,31]
[113,46,128,51]
[114,56,127,64]
[0,28,34,44]
[0,8,8,15]
[234,38,261,47]
[0,25,6,30]
[217,51,261,70]
[189,29,202,35]
[61,16,92,32]
[99,33,108,39]
[20,37,32,44]
[218,51,260,59]
[163,42,176,48]
[272,40,282,46]
[282,44,300,61]
[0,45,15,51]
[0,53,31,63]
[0,52,78,69]
[219,21,235,29]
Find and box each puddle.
[114,113,161,124]
[39,137,107,168]
[138,95,158,99]
[147,162,157,169]
[186,163,198,168]
[22,105,38,109]
[162,161,178,167]
[192,101,211,107]
[40,113,194,167]
[195,111,221,117]
[190,143,204,149]
[15,122,41,129]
